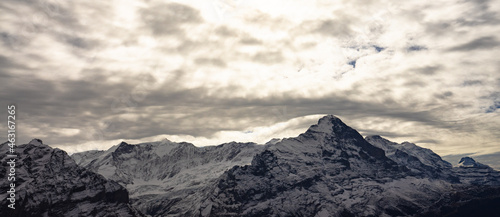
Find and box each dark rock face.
[365,135,460,182]
[0,139,143,217]
[418,186,500,217]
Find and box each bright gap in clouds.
[0,0,499,168]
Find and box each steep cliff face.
[0,139,143,217]
[365,135,458,181]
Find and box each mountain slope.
[72,139,264,216]
[71,115,500,217]
[365,135,500,186]
[365,135,458,181]
[0,139,143,217]
[199,115,459,217]
[365,135,452,170]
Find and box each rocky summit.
[0,139,143,217]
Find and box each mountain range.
[1,115,499,216]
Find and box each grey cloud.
[456,0,499,26]
[142,85,459,132]
[0,0,110,65]
[240,36,262,45]
[424,0,499,36]
[407,45,427,52]
[414,139,440,144]
[0,55,29,71]
[413,65,442,75]
[314,19,353,38]
[0,31,31,51]
[141,3,202,36]
[244,11,291,30]
[252,51,284,64]
[403,80,427,87]
[59,34,100,50]
[171,39,203,54]
[434,91,454,100]
[162,39,215,56]
[448,36,500,51]
[456,12,499,26]
[0,68,153,144]
[359,129,414,138]
[161,26,260,57]
[214,26,238,37]
[425,22,453,35]
[485,100,500,113]
[0,63,489,149]
[0,0,86,47]
[194,58,226,67]
[462,80,483,86]
[168,38,232,56]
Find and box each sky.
[1,0,499,168]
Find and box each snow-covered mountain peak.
[304,114,344,134]
[115,141,134,153]
[0,139,143,216]
[28,138,44,146]
[319,114,342,123]
[459,157,476,166]
[453,156,499,185]
[458,156,488,168]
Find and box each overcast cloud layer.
[1,0,499,167]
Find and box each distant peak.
[459,156,476,165]
[458,156,488,169]
[28,138,44,145]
